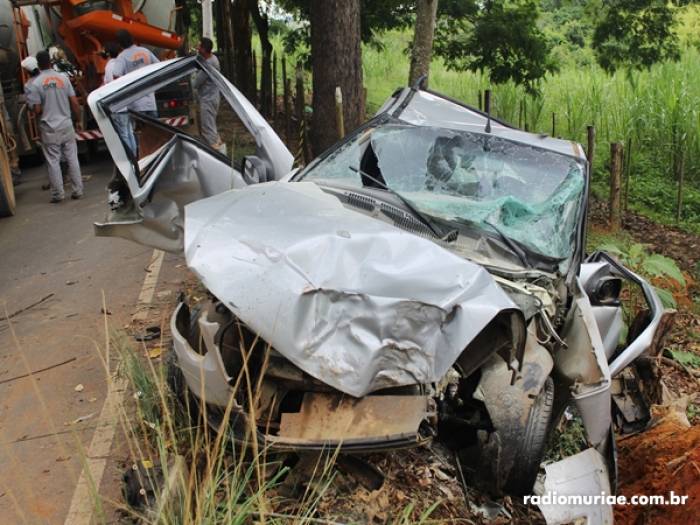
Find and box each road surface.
[0,152,183,523]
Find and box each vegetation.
[434,0,558,95]
[108,329,445,524]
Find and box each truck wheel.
[0,144,16,217]
[504,376,554,494]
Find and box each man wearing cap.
[26,50,83,203]
[113,29,159,155]
[194,37,221,148]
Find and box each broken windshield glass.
[299,122,585,266]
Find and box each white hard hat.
[21,56,38,72]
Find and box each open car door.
[87,55,293,252]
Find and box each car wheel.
[504,376,554,494]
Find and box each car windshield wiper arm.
[481,220,530,268]
[348,166,457,242]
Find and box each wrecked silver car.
[89,56,665,521]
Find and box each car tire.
[504,376,554,494]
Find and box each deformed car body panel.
[87,55,294,252]
[184,181,520,398]
[537,448,614,525]
[95,137,247,252]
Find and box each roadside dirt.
[615,409,700,525]
[588,200,700,279]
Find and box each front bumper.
[169,302,432,452]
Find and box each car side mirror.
[589,276,622,307]
[242,155,270,185]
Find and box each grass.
[99,322,450,524]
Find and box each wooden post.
[295,64,305,127]
[335,86,345,139]
[518,99,523,129]
[551,112,556,137]
[284,78,292,145]
[272,51,278,118]
[523,98,528,132]
[478,90,482,111]
[295,64,311,163]
[676,148,685,223]
[282,58,291,144]
[623,137,632,211]
[361,86,367,123]
[251,49,258,107]
[586,125,596,165]
[484,89,491,115]
[609,142,623,231]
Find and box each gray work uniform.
[194,54,221,146]
[26,69,83,200]
[113,45,159,113]
[112,45,160,156]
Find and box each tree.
[592,0,680,73]
[232,0,255,101]
[213,0,235,78]
[434,0,557,95]
[250,0,274,117]
[309,0,364,154]
[409,0,439,87]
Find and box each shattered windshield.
[299,122,585,267]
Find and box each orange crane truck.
[0,0,190,216]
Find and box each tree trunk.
[408,0,439,88]
[232,0,254,101]
[309,0,363,155]
[222,0,235,79]
[214,0,230,77]
[250,1,273,117]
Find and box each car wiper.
[481,220,531,268]
[348,165,458,242]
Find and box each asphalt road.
[0,152,178,523]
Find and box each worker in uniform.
[194,37,221,148]
[113,29,159,156]
[19,56,43,187]
[26,50,83,203]
[102,41,120,84]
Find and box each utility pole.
[201,0,213,39]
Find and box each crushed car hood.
[184,182,519,397]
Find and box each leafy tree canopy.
[592,0,680,73]
[434,0,558,95]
